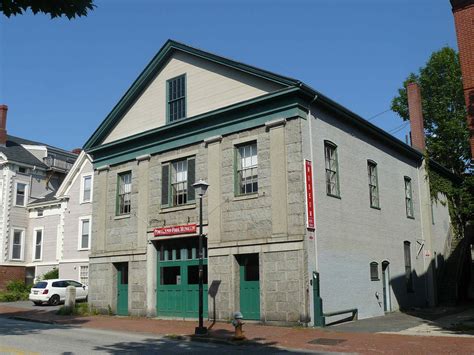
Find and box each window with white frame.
[236,142,258,195]
[116,171,132,215]
[11,229,24,260]
[161,157,195,208]
[81,175,92,203]
[33,228,43,261]
[79,217,91,250]
[324,141,340,197]
[15,182,27,206]
[80,265,89,286]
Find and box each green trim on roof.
[91,90,307,167]
[83,39,298,150]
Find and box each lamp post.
[193,179,209,336]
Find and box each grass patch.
[56,302,100,316]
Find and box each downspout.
[301,82,319,325]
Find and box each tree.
[391,47,473,237]
[1,0,95,19]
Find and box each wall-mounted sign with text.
[153,224,197,237]
[305,159,315,230]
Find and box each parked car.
[29,279,88,306]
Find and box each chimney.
[0,105,8,146]
[407,82,426,151]
[72,148,82,155]
[451,0,474,159]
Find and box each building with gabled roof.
[0,105,78,289]
[83,40,456,324]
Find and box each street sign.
[153,224,197,237]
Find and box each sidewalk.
[0,304,473,354]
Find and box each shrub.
[6,280,30,293]
[0,280,30,302]
[41,268,59,280]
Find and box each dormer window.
[167,74,186,123]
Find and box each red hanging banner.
[305,160,315,230]
[153,224,197,237]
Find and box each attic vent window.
[167,74,186,123]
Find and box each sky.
[0,0,458,151]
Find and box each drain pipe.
[300,83,319,326]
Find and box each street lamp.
[193,179,209,336]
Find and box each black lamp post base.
[194,326,208,336]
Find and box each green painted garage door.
[156,238,208,318]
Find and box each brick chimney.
[407,82,426,151]
[0,105,8,146]
[451,0,474,159]
[72,148,82,155]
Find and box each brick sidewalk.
[1,305,473,354]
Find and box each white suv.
[29,279,88,306]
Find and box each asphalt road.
[0,300,62,311]
[0,318,317,354]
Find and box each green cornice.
[83,39,299,150]
[90,88,307,167]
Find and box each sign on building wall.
[305,160,315,230]
[153,224,197,237]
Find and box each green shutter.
[115,173,120,215]
[162,163,170,207]
[233,147,239,196]
[187,157,195,202]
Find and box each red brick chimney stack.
[0,105,8,146]
[451,0,474,159]
[407,82,426,151]
[72,148,82,155]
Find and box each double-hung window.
[33,228,43,261]
[167,74,186,123]
[79,217,91,250]
[324,141,340,197]
[367,161,379,208]
[117,171,132,215]
[11,229,24,260]
[404,177,414,218]
[235,142,258,195]
[15,182,27,206]
[81,175,92,203]
[161,156,195,208]
[404,241,414,292]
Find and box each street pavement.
[0,303,473,354]
[0,317,334,354]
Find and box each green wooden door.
[116,263,128,316]
[239,254,260,320]
[156,239,208,318]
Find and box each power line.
[367,109,391,121]
[389,121,409,134]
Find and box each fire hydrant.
[231,311,245,340]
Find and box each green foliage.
[392,47,473,237]
[0,280,30,302]
[41,268,59,280]
[6,280,30,293]
[392,47,470,174]
[1,0,96,19]
[57,302,100,316]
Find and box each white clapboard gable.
[102,50,284,144]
